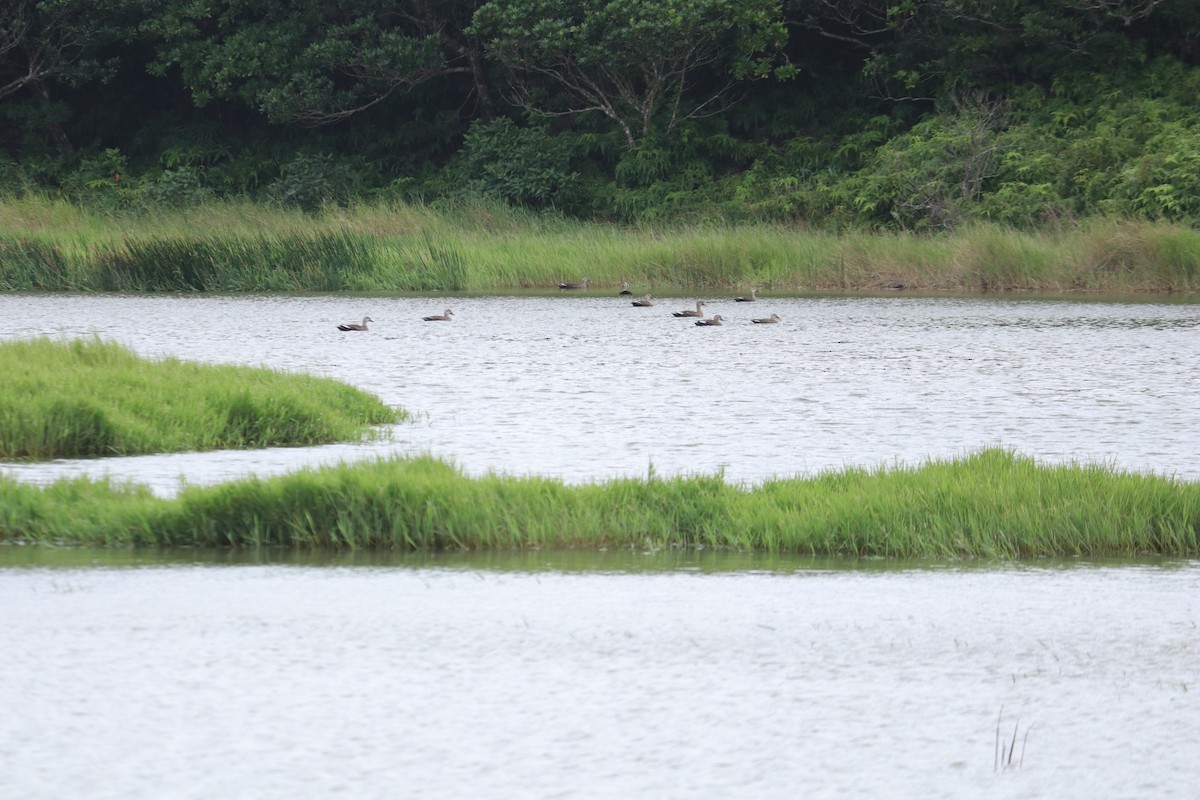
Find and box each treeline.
[2,0,1199,229]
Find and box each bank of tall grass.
[1,449,1195,557]
[0,338,403,458]
[1,196,1197,294]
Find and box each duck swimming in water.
[337,316,373,331]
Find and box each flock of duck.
[613,280,780,325]
[335,310,453,330]
[335,279,779,331]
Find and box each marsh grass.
[995,707,1032,772]
[2,449,1196,556]
[1,196,1197,294]
[955,227,1063,291]
[0,338,403,459]
[91,231,382,292]
[0,237,75,290]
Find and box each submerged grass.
[0,338,404,459]
[1,196,1197,294]
[1,449,1196,557]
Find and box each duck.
[751,313,781,324]
[422,309,454,321]
[695,315,724,326]
[672,300,706,318]
[337,316,373,331]
[619,282,633,296]
[735,287,760,302]
[631,294,655,307]
[559,277,590,290]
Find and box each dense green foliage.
[2,197,1197,292]
[1,449,1196,557]
[0,337,403,458]
[2,0,1199,227]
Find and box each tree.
[470,0,793,149]
[786,0,1196,102]
[0,0,130,101]
[141,0,491,125]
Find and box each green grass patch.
[2,449,1195,557]
[1,196,1197,294]
[0,337,404,458]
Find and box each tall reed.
[92,231,382,292]
[0,338,403,458]
[1,196,1197,294]
[0,237,74,290]
[2,449,1196,556]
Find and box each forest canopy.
[1,0,1198,229]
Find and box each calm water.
[3,294,1199,798]
[1,293,1198,493]
[1,551,1197,799]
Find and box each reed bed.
[1,196,1197,294]
[1,449,1195,557]
[0,338,403,458]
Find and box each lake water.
[1,293,1198,493]
[1,550,1197,799]
[2,293,1199,798]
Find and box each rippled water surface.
[1,551,1197,799]
[4,294,1199,798]
[2,293,1197,492]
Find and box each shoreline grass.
[0,337,404,459]
[1,449,1196,557]
[1,196,1197,295]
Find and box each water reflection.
[1,293,1198,494]
[1,543,1194,576]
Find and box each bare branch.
[289,64,475,126]
[1067,0,1168,26]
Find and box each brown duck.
[672,301,706,318]
[337,316,373,331]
